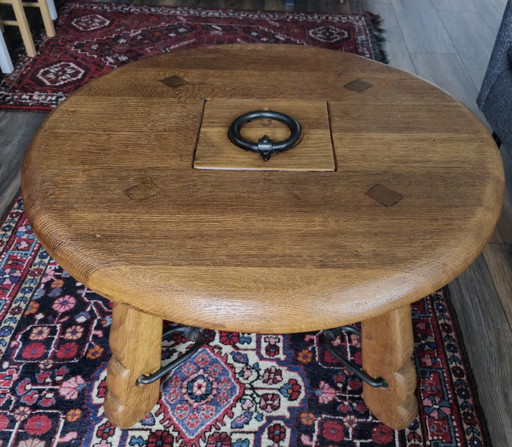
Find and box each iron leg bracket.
[137,326,205,386]
[136,325,386,388]
[321,326,388,388]
[492,132,502,148]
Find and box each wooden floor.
[1,0,511,443]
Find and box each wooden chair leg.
[361,304,418,430]
[0,28,14,73]
[104,303,163,428]
[10,0,36,56]
[36,0,55,37]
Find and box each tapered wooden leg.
[36,0,55,37]
[361,305,418,430]
[10,0,36,56]
[104,303,163,428]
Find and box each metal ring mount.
[137,326,205,385]
[322,327,388,388]
[228,110,302,161]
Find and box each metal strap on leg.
[137,326,205,385]
[492,132,502,148]
[321,327,388,388]
[339,325,361,337]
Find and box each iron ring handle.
[228,110,302,161]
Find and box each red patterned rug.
[0,2,386,111]
[0,195,492,446]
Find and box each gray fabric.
[503,144,511,157]
[477,0,512,107]
[480,70,512,151]
[477,0,512,154]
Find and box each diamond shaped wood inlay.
[365,184,403,207]
[344,79,372,93]
[160,75,188,89]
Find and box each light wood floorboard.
[389,0,456,54]
[0,111,47,213]
[430,0,477,13]
[483,244,512,328]
[0,0,511,443]
[471,0,506,32]
[361,0,416,73]
[450,255,512,447]
[438,11,496,90]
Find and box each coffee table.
[22,44,504,430]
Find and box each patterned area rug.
[0,196,492,446]
[0,2,386,111]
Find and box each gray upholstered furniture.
[477,0,512,156]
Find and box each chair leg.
[45,0,57,20]
[36,0,55,37]
[10,0,36,56]
[0,30,14,73]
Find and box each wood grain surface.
[104,303,163,428]
[362,304,418,429]
[22,44,504,333]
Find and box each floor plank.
[430,0,477,13]
[449,255,512,447]
[483,244,512,328]
[471,0,506,32]
[0,112,47,213]
[438,11,496,90]
[361,0,416,73]
[488,0,508,19]
[389,0,456,54]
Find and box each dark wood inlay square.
[344,79,372,93]
[365,184,403,207]
[160,75,188,89]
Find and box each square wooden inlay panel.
[193,99,335,171]
[365,184,403,207]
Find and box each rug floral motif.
[0,2,386,111]
[0,196,491,446]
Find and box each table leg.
[104,303,163,428]
[361,304,418,430]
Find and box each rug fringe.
[365,11,389,64]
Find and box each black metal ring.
[228,110,302,161]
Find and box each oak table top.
[22,44,504,334]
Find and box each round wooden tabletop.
[22,44,504,333]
